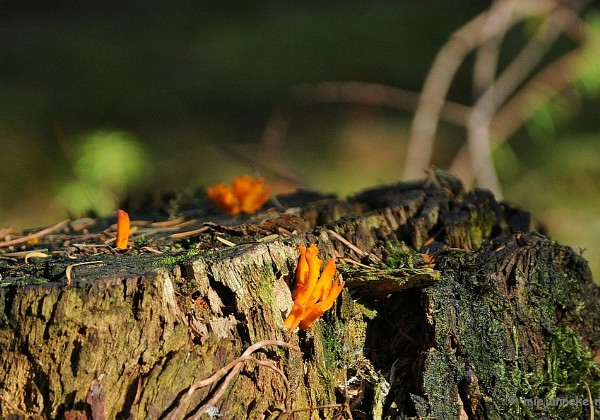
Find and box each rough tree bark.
[0,172,598,419]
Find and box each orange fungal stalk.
[115,209,130,249]
[207,175,271,215]
[284,244,345,332]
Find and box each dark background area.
[1,1,599,276]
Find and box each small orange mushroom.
[115,209,130,249]
[207,175,271,215]
[284,244,345,332]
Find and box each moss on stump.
[0,172,598,419]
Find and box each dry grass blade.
[584,380,594,420]
[2,249,49,258]
[215,236,236,247]
[65,261,104,285]
[256,233,280,242]
[24,252,50,263]
[339,257,373,270]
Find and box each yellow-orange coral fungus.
[115,209,130,249]
[284,244,345,332]
[207,175,271,215]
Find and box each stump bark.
[0,172,598,419]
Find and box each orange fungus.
[115,209,130,249]
[284,244,345,332]
[207,175,271,215]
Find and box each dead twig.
[327,229,382,264]
[0,219,70,248]
[170,340,299,420]
[170,226,210,239]
[258,82,470,184]
[150,216,188,228]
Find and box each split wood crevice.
[0,172,598,419]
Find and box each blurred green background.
[1,1,599,278]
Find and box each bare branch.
[404,0,558,180]
[258,82,470,185]
[453,0,590,189]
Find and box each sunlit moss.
[384,241,418,269]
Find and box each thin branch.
[490,49,581,141]
[248,357,293,413]
[489,0,590,143]
[258,82,471,184]
[404,0,557,179]
[472,1,513,97]
[466,1,520,197]
[404,1,517,179]
[451,0,590,187]
[288,82,469,126]
[189,358,246,419]
[465,0,590,196]
[327,228,382,264]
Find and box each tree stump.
[0,172,598,419]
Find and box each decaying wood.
[0,172,598,419]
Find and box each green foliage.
[526,11,600,142]
[574,11,600,96]
[75,130,147,188]
[526,95,576,142]
[56,130,148,217]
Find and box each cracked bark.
[0,172,598,419]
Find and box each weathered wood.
[0,172,598,419]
